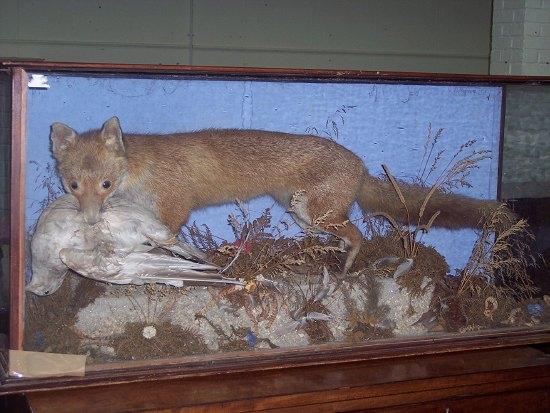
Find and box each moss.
[354,232,448,297]
[301,300,334,344]
[110,321,208,360]
[24,275,106,355]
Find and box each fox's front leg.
[158,202,191,234]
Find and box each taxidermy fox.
[50,117,510,274]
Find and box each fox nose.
[80,200,102,225]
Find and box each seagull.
[27,194,241,296]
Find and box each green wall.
[0,0,493,73]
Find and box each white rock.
[142,325,157,339]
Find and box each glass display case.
[0,61,549,388]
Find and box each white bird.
[27,194,241,296]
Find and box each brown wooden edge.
[497,86,506,201]
[9,67,27,351]
[1,327,549,395]
[2,59,550,84]
[20,346,550,413]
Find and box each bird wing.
[59,248,240,287]
[160,240,208,261]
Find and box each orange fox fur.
[50,117,507,273]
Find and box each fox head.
[50,116,129,225]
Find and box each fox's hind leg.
[318,211,362,276]
[287,190,362,276]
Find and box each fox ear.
[50,122,77,159]
[100,116,125,153]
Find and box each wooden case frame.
[1,60,550,394]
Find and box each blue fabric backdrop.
[25,74,502,272]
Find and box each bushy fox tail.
[357,171,514,230]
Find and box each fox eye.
[70,181,78,190]
[102,180,112,189]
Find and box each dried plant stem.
[221,229,251,273]
[458,205,537,300]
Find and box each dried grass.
[208,201,343,285]
[415,125,491,193]
[458,204,538,300]
[28,161,64,228]
[305,104,357,141]
[371,164,441,259]
[371,128,492,259]
[194,313,277,351]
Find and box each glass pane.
[502,84,550,299]
[17,72,549,373]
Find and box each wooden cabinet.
[10,346,549,412]
[1,60,549,413]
